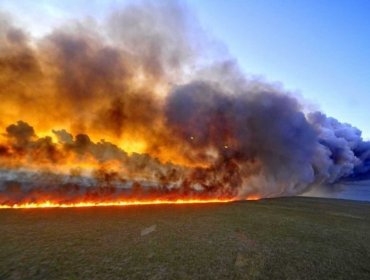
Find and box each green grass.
[1,197,370,279]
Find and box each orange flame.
[0,196,262,209]
[0,198,235,209]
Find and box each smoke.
[0,1,369,205]
[308,112,370,182]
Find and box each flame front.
[0,195,263,209]
[0,198,236,209]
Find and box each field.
[1,197,370,280]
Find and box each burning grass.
[1,197,370,279]
[0,198,234,209]
[0,195,261,209]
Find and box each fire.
[0,198,235,209]
[0,196,262,209]
[1,3,314,204]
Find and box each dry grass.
[1,197,370,279]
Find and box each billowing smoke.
[0,1,369,205]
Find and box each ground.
[1,197,370,280]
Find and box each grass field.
[1,197,370,280]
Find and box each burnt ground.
[1,197,370,279]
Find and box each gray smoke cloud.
[164,70,370,198]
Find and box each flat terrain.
[1,197,370,280]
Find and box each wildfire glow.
[0,3,273,206]
[0,196,260,209]
[0,198,233,209]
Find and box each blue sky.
[188,0,370,138]
[1,0,369,138]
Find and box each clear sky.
[1,0,369,138]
